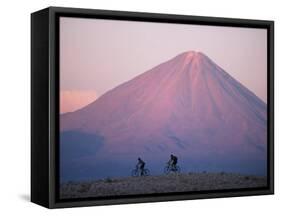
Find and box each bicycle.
[131,166,150,177]
[164,163,181,174]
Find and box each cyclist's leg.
[172,162,176,171]
[140,165,144,176]
[168,162,172,171]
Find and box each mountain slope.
[60,51,267,182]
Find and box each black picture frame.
[31,6,274,209]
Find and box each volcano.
[60,51,267,182]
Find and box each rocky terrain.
[60,172,267,199]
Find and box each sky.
[60,17,267,113]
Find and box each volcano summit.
[60,51,267,182]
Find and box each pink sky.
[60,17,267,114]
[60,90,97,113]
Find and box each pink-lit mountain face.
[60,51,267,181]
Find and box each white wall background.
[0,0,279,215]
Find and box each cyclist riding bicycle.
[168,154,178,171]
[136,157,145,176]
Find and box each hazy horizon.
[60,17,267,113]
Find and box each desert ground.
[60,172,267,199]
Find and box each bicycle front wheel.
[131,169,138,177]
[164,166,170,174]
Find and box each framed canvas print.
[31,7,274,208]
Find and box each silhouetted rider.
[137,157,145,176]
[168,154,178,170]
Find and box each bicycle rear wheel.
[143,169,150,176]
[175,165,181,173]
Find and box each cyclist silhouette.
[136,157,145,176]
[168,154,178,171]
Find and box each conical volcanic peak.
[176,50,206,58]
[174,51,210,61]
[60,50,267,181]
[170,51,216,72]
[61,51,266,133]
